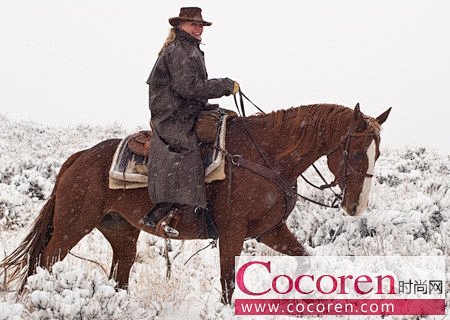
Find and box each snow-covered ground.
[0,115,449,319]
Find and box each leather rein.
[230,90,360,210]
[213,91,377,242]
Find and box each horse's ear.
[353,103,367,131]
[353,103,361,121]
[376,107,392,125]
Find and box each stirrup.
[194,206,204,215]
[161,221,179,238]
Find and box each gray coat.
[146,29,234,207]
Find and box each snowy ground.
[0,115,449,319]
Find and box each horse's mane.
[246,104,349,126]
[244,104,380,158]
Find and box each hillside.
[0,116,449,319]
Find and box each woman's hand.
[232,81,240,95]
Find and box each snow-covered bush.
[24,261,148,320]
[0,116,449,319]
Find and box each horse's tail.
[0,150,85,293]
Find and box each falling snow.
[0,116,449,319]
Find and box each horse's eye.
[353,153,364,161]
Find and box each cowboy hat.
[169,7,212,26]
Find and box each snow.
[0,116,449,319]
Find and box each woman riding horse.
[143,7,239,237]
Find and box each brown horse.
[1,103,390,303]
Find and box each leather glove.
[232,81,240,95]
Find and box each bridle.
[328,123,378,187]
[232,90,378,209]
[304,122,379,200]
[222,91,381,242]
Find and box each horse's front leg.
[259,223,309,256]
[218,223,247,304]
[97,213,141,289]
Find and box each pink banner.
[235,298,446,316]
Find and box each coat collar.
[175,28,201,45]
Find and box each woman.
[143,7,239,237]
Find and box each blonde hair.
[159,28,177,56]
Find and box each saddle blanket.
[109,115,228,190]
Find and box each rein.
[233,90,266,116]
[232,90,341,209]
[227,90,379,241]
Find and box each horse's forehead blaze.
[357,131,380,155]
[354,139,377,215]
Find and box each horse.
[0,103,391,303]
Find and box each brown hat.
[169,7,212,27]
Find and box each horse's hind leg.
[40,222,98,271]
[259,223,308,256]
[97,213,140,289]
[40,192,107,272]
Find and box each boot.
[142,203,173,227]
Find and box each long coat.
[146,29,234,207]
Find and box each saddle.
[109,109,236,190]
[127,109,234,157]
[127,131,152,157]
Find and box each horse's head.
[326,103,391,216]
